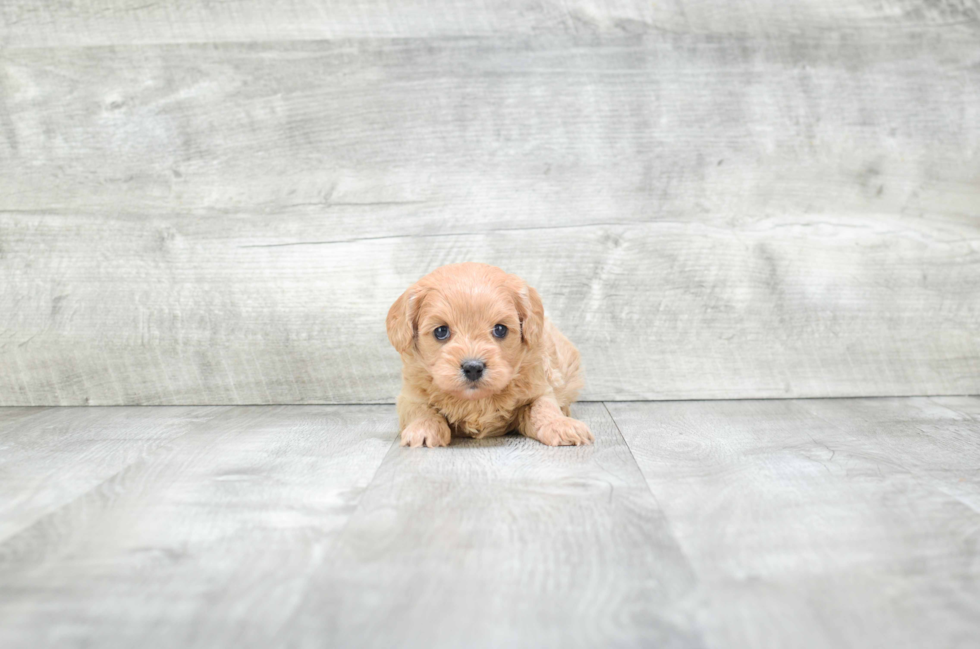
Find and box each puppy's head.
[387,263,544,400]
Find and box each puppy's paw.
[400,417,452,448]
[534,416,594,447]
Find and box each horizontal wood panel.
[2,211,978,405]
[3,1,978,48]
[2,35,978,220]
[1,34,978,404]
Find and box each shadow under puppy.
[387,262,593,447]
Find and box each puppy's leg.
[518,392,593,447]
[397,395,452,448]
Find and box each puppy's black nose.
[461,360,485,382]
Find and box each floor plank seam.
[0,406,234,551]
[324,434,400,548]
[599,401,698,566]
[796,399,980,523]
[926,396,980,423]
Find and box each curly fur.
[386,263,591,447]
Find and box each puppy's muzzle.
[461,359,485,383]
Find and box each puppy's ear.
[386,284,426,354]
[515,282,545,348]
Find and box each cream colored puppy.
[386,263,592,447]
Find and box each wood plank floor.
[0,398,977,648]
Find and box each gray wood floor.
[1,398,978,648]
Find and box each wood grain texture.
[0,405,226,541]
[3,36,979,218]
[0,405,395,648]
[2,0,978,47]
[2,34,979,404]
[0,406,44,428]
[3,211,979,406]
[937,395,980,420]
[2,399,978,647]
[284,402,701,648]
[606,397,980,649]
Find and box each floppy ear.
[515,282,545,348]
[386,284,426,354]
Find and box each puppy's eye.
[433,325,450,341]
[492,324,508,339]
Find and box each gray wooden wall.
[1,2,979,405]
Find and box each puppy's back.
[541,318,584,411]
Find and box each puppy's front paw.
[400,417,452,448]
[534,416,594,447]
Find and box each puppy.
[386,263,593,447]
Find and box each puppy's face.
[387,264,543,401]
